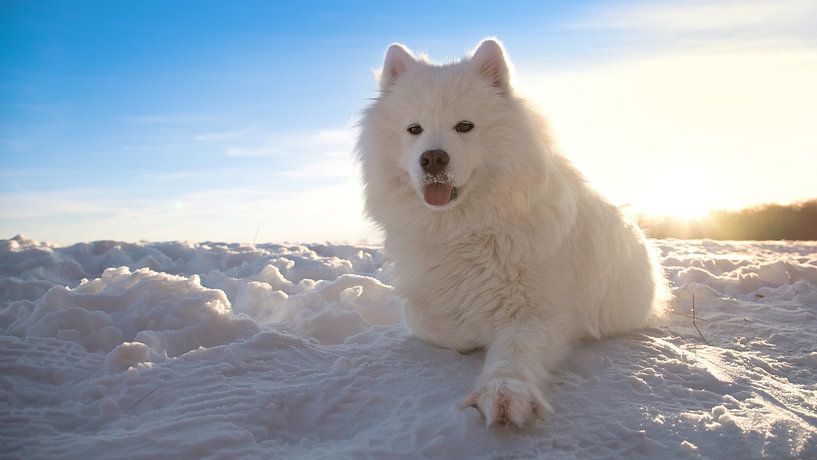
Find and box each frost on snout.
[419,149,458,207]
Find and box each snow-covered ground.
[1,235,815,459]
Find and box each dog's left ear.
[380,43,416,90]
[471,39,510,89]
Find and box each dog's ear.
[471,39,510,88]
[379,43,416,90]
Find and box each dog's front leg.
[464,319,569,428]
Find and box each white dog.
[356,39,667,428]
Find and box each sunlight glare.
[522,50,817,219]
[638,161,719,219]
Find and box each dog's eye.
[454,121,474,133]
[407,124,423,135]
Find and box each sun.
[668,202,709,220]
[638,163,719,219]
[660,185,712,219]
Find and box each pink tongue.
[423,183,453,206]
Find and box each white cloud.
[225,146,282,157]
[0,180,376,245]
[570,0,817,37]
[278,154,356,179]
[193,129,254,142]
[0,189,116,220]
[223,128,356,158]
[0,126,371,244]
[124,113,220,125]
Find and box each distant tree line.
[638,199,817,240]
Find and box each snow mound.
[1,235,816,459]
[5,266,259,358]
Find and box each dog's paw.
[462,378,551,428]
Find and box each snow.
[1,234,816,459]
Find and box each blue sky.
[2,1,816,243]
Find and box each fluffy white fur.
[356,39,667,428]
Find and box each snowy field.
[1,234,816,459]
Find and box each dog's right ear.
[379,43,415,90]
[471,39,510,89]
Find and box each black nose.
[419,149,449,175]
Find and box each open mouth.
[423,182,459,207]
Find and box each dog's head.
[360,39,523,212]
